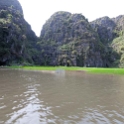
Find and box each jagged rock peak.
[91,16,115,28]
[0,0,23,14]
[112,15,124,22]
[40,11,89,37]
[51,11,71,17]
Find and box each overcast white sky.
[18,0,124,36]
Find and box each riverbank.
[9,66,124,75]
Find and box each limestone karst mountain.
[91,15,124,67]
[0,0,39,65]
[39,12,124,67]
[39,12,109,67]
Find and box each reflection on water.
[0,69,124,124]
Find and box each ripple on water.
[0,70,124,123]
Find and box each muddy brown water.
[0,68,124,124]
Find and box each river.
[0,68,124,124]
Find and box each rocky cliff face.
[0,0,23,14]
[40,11,108,67]
[0,0,38,65]
[111,15,124,67]
[91,16,124,67]
[91,16,116,44]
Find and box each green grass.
[10,66,124,75]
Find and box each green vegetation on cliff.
[91,15,124,67]
[39,11,107,67]
[0,0,39,65]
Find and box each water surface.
[0,68,124,124]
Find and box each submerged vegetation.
[10,66,124,75]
